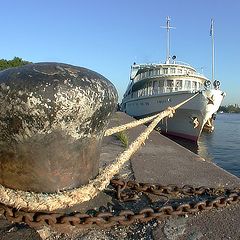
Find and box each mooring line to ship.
[105,92,200,136]
[0,93,199,212]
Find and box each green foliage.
[115,131,129,148]
[0,57,31,71]
[218,105,240,113]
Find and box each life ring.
[204,80,211,88]
[213,80,220,89]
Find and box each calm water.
[167,114,240,178]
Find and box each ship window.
[159,80,164,87]
[178,69,182,74]
[163,68,168,74]
[158,80,165,93]
[140,88,143,96]
[167,80,174,87]
[170,68,175,74]
[153,81,158,94]
[184,80,191,89]
[175,80,182,89]
[143,84,147,96]
[192,81,197,89]
[166,80,174,92]
[147,81,152,95]
[149,70,153,76]
[154,69,158,76]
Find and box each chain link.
[0,179,239,229]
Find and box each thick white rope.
[104,114,160,136]
[105,93,199,136]
[0,93,199,212]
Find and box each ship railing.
[134,72,207,82]
[136,61,192,67]
[172,61,191,66]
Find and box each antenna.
[161,16,176,63]
[210,18,215,82]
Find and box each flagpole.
[210,19,215,82]
[166,16,170,63]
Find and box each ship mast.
[161,16,175,64]
[210,18,215,82]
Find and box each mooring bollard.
[0,62,118,193]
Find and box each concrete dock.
[0,112,240,239]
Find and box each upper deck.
[122,62,209,100]
[130,62,207,82]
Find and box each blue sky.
[0,0,239,105]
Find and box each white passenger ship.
[121,17,225,141]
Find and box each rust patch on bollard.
[0,62,118,193]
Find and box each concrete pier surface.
[0,112,240,239]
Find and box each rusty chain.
[0,179,239,229]
[110,179,239,201]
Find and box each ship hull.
[122,89,224,141]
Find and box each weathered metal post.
[0,62,118,193]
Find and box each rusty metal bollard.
[0,62,118,193]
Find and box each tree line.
[0,57,31,71]
[218,105,240,113]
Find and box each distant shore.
[218,105,240,113]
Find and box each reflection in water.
[198,133,214,162]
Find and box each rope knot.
[166,107,175,118]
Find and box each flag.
[210,19,214,36]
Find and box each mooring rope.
[104,114,160,136]
[0,93,199,212]
[105,92,199,136]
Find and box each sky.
[0,0,239,105]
